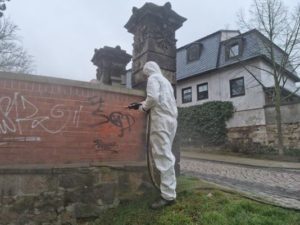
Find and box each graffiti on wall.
[94,138,118,153]
[0,92,138,153]
[88,96,135,137]
[0,136,41,146]
[0,92,83,135]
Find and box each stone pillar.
[91,46,131,86]
[125,2,186,175]
[125,2,186,89]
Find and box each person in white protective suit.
[139,61,178,209]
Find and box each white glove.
[138,101,147,112]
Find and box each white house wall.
[177,60,266,128]
[220,31,240,41]
[228,108,266,127]
[260,62,300,95]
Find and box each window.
[230,77,245,97]
[197,83,208,100]
[182,87,192,103]
[225,38,243,60]
[229,44,239,58]
[186,43,202,63]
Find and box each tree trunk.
[274,83,284,155]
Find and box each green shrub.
[177,101,234,146]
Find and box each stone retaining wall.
[265,102,300,124]
[266,123,300,148]
[0,72,151,224]
[228,123,300,149]
[0,163,151,224]
[228,102,300,149]
[227,125,268,145]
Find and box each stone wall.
[265,102,300,148]
[265,102,300,124]
[228,102,300,148]
[0,72,151,224]
[228,124,300,149]
[0,163,151,225]
[265,123,300,148]
[227,125,269,145]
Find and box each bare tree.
[0,17,34,73]
[0,0,34,73]
[237,0,300,155]
[0,0,10,18]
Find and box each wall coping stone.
[0,71,145,97]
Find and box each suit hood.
[143,61,162,77]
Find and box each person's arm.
[140,76,160,112]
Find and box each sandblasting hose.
[146,112,160,191]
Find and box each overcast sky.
[6,0,299,81]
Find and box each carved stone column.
[125,2,186,89]
[91,46,131,86]
[125,2,186,176]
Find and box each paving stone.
[181,158,300,210]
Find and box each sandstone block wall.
[228,102,300,149]
[227,125,269,145]
[264,102,300,148]
[0,164,150,224]
[266,123,300,148]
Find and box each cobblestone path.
[181,158,300,209]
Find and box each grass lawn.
[84,176,300,225]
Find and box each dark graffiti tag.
[108,112,135,137]
[88,96,109,126]
[88,96,135,137]
[94,138,118,153]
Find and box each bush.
[177,101,234,146]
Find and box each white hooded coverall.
[141,61,178,201]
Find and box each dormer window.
[229,44,239,58]
[186,43,202,63]
[225,38,243,60]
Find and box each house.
[176,29,300,147]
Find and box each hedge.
[177,101,234,146]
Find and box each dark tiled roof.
[176,29,299,81]
[176,31,222,80]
